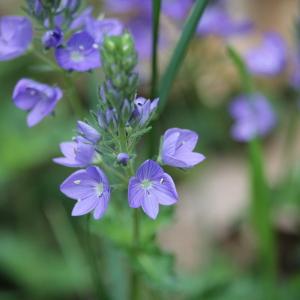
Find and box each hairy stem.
[86,215,109,300]
[32,48,84,118]
[130,209,140,300]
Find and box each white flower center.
[70,51,84,62]
[141,179,152,189]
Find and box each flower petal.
[93,192,110,219]
[128,177,144,208]
[151,173,178,205]
[77,121,101,144]
[27,98,57,127]
[136,160,164,181]
[72,195,98,216]
[52,157,84,168]
[141,193,159,219]
[60,169,96,200]
[59,141,76,158]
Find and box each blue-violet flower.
[13,78,62,127]
[42,27,64,49]
[55,31,100,72]
[245,32,286,76]
[60,166,110,219]
[161,128,205,169]
[128,160,178,219]
[0,16,33,61]
[53,137,99,168]
[229,93,277,142]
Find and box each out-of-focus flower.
[77,121,101,144]
[42,27,64,49]
[161,128,205,169]
[229,93,277,142]
[128,160,178,219]
[105,0,151,14]
[117,153,130,166]
[60,166,110,219]
[33,0,43,16]
[131,97,159,126]
[70,6,93,30]
[162,0,193,21]
[55,31,100,72]
[0,16,33,61]
[86,18,123,45]
[104,0,153,59]
[13,78,62,127]
[197,5,252,37]
[245,32,286,76]
[53,137,99,168]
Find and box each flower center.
[95,183,104,197]
[141,179,152,190]
[70,51,84,62]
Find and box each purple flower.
[53,137,100,168]
[161,128,205,169]
[70,6,93,30]
[127,15,152,59]
[0,16,33,61]
[229,93,277,142]
[162,0,193,21]
[42,28,64,49]
[197,5,252,37]
[55,31,100,72]
[13,78,62,127]
[131,97,159,126]
[104,0,150,14]
[128,160,178,219]
[117,153,130,166]
[33,0,43,16]
[245,32,286,76]
[77,121,101,144]
[60,166,110,219]
[86,18,123,45]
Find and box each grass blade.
[158,0,210,113]
[151,0,162,98]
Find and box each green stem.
[151,0,161,98]
[31,48,61,72]
[63,75,84,118]
[130,209,140,300]
[32,48,84,118]
[101,161,127,183]
[85,215,110,300]
[227,44,276,291]
[226,45,254,94]
[248,139,276,287]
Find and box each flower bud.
[42,27,63,49]
[117,153,130,166]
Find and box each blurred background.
[1,0,300,299]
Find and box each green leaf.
[151,0,162,98]
[0,232,91,296]
[158,0,209,113]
